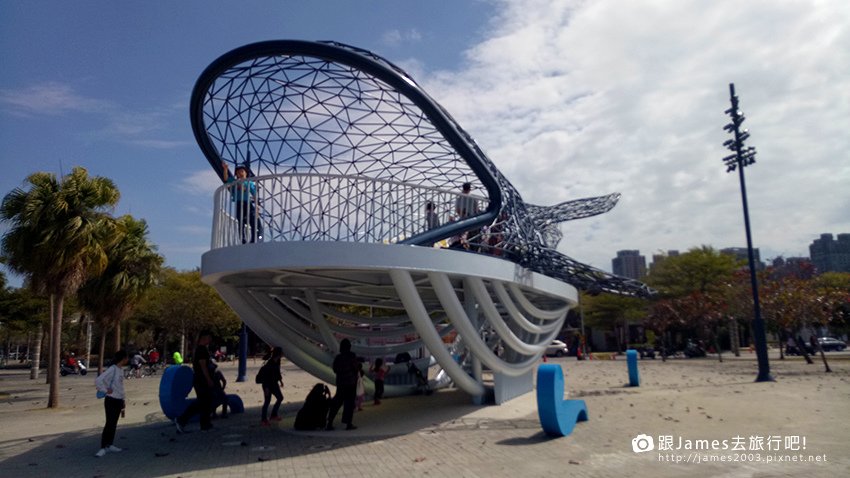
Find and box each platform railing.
[211,173,490,249]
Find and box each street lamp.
[722,83,773,382]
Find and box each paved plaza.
[1,355,848,477]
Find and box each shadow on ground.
[0,388,544,477]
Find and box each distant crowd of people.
[426,182,508,256]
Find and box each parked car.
[785,341,815,356]
[817,337,847,352]
[545,340,569,357]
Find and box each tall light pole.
[236,323,248,382]
[722,83,773,382]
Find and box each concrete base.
[493,371,534,405]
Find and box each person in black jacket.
[326,339,359,430]
[258,347,284,426]
[174,330,215,432]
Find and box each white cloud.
[0,82,189,150]
[382,28,423,47]
[417,0,850,271]
[180,168,222,197]
[0,82,110,115]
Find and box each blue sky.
[0,1,492,285]
[2,0,849,287]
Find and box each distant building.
[809,233,850,273]
[649,250,679,275]
[770,257,814,279]
[612,250,646,279]
[721,247,765,270]
[771,256,811,268]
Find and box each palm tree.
[78,215,163,374]
[1,167,119,408]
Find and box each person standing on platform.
[222,161,262,243]
[454,182,479,219]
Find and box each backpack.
[294,383,331,430]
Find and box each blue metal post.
[626,349,640,386]
[236,323,248,382]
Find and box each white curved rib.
[274,295,448,356]
[249,291,334,365]
[508,282,571,320]
[466,277,561,356]
[249,290,421,396]
[429,272,543,376]
[305,291,340,354]
[390,269,485,396]
[317,303,416,325]
[258,294,325,344]
[238,289,336,383]
[491,281,564,335]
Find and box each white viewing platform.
[203,241,576,403]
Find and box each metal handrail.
[211,172,489,249]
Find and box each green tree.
[0,284,50,377]
[645,298,685,360]
[78,215,163,374]
[583,293,647,353]
[645,247,742,360]
[647,246,742,296]
[131,268,240,360]
[812,272,850,336]
[1,167,119,407]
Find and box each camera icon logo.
[632,434,655,453]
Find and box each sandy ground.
[0,353,848,477]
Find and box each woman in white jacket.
[94,350,128,458]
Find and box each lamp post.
[236,323,248,382]
[722,83,773,382]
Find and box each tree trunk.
[25,331,32,365]
[162,334,168,367]
[713,327,723,363]
[98,326,108,375]
[85,315,93,369]
[778,329,786,361]
[730,318,740,357]
[180,327,186,360]
[47,293,64,408]
[46,295,54,385]
[1,335,8,367]
[809,326,831,373]
[30,326,43,380]
[794,335,814,365]
[113,320,121,353]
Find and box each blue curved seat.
[159,365,244,419]
[536,364,588,437]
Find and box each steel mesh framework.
[192,40,651,297]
